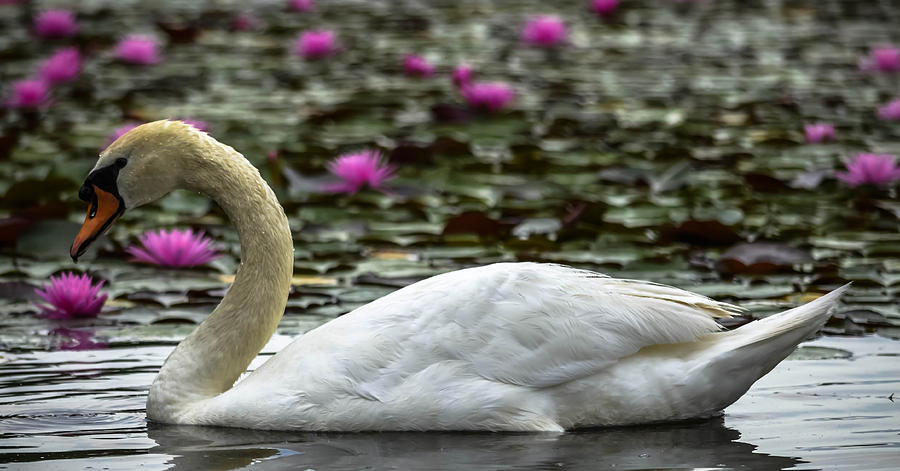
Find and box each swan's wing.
[323,262,742,395]
[446,264,740,388]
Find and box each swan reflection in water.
[148,417,802,471]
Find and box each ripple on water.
[0,338,898,470]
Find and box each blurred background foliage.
[1,0,898,351]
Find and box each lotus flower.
[104,123,141,149]
[127,228,220,268]
[295,30,339,60]
[34,273,107,319]
[859,46,900,72]
[327,150,395,194]
[803,123,835,143]
[5,79,50,109]
[877,99,900,121]
[51,328,108,351]
[451,64,474,88]
[403,54,435,78]
[461,82,515,112]
[231,14,260,32]
[39,48,81,85]
[591,0,620,17]
[180,119,210,132]
[521,15,567,48]
[114,35,162,65]
[836,153,900,187]
[34,10,78,38]
[289,0,315,12]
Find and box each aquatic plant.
[461,82,515,112]
[34,272,107,319]
[39,48,81,85]
[327,150,395,194]
[803,123,835,143]
[591,0,620,17]
[403,54,435,77]
[114,35,162,65]
[34,10,78,38]
[231,14,260,32]
[180,119,210,132]
[877,99,900,121]
[104,123,141,149]
[295,30,338,60]
[50,328,108,350]
[836,153,900,187]
[289,0,314,12]
[451,64,474,88]
[859,46,900,72]
[5,79,50,109]
[127,229,220,268]
[521,15,567,48]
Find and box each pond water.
[2,0,900,469]
[1,334,898,470]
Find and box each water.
[2,0,900,469]
[2,335,897,470]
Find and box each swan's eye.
[115,158,128,168]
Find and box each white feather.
[112,122,848,431]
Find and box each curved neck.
[147,137,294,421]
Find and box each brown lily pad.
[443,212,505,238]
[716,242,813,275]
[660,220,742,247]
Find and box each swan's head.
[70,120,203,261]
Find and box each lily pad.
[717,242,814,275]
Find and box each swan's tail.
[725,283,850,358]
[684,284,850,413]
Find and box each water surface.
[2,0,900,469]
[2,335,897,470]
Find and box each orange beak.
[70,185,124,261]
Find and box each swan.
[70,120,848,431]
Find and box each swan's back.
[191,263,754,430]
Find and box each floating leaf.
[442,212,505,238]
[660,220,742,247]
[717,242,814,275]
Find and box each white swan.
[71,120,848,431]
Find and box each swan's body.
[75,121,848,431]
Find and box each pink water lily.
[6,79,51,109]
[51,328,108,351]
[461,81,515,112]
[180,119,210,132]
[452,64,474,88]
[327,150,395,194]
[591,0,620,17]
[877,99,900,121]
[34,272,107,319]
[836,153,900,187]
[104,123,141,149]
[803,123,835,143]
[521,15,567,48]
[39,47,81,85]
[289,0,314,12]
[34,9,78,38]
[231,14,260,32]
[859,46,900,72]
[295,30,339,60]
[127,228,220,268]
[114,35,162,65]
[403,54,435,78]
